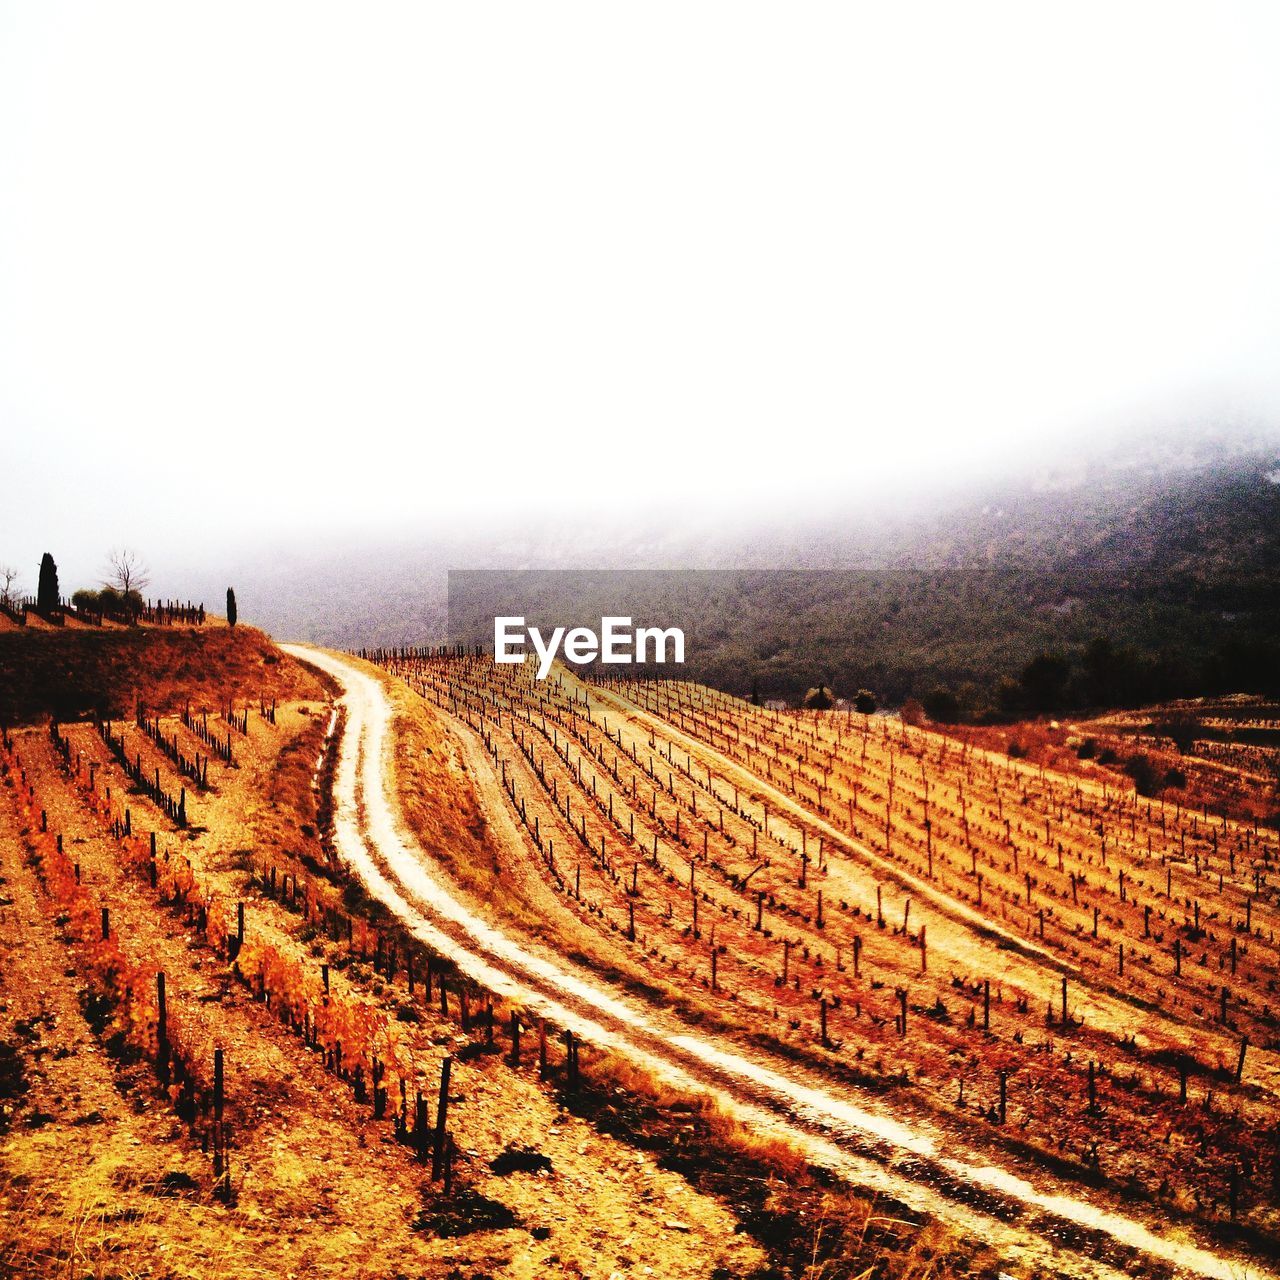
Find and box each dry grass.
[0,625,327,723]
[0,1173,270,1280]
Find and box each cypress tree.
[226,587,237,628]
[36,553,59,611]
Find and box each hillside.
[177,444,1280,715]
[0,625,328,723]
[0,633,964,1280]
[4,620,1279,1278]
[355,647,1280,1276]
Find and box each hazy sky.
[3,2,1280,591]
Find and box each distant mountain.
[173,430,1280,714]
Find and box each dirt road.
[284,645,1276,1280]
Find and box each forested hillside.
[444,453,1280,716]
[202,442,1280,717]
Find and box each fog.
[3,2,1280,604]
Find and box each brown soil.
[0,625,326,724]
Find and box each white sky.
[2,2,1280,583]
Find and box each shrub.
[922,685,961,724]
[802,684,834,710]
[900,698,925,727]
[1160,717,1198,754]
[1123,753,1162,796]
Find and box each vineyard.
[0,653,787,1280]
[1069,697,1280,826]
[0,595,206,629]
[6,629,1279,1279]
[368,648,1280,1272]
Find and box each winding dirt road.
[285,645,1275,1280]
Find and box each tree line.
[1,549,238,629]
[917,633,1280,726]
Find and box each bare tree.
[104,548,150,598]
[0,564,19,606]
